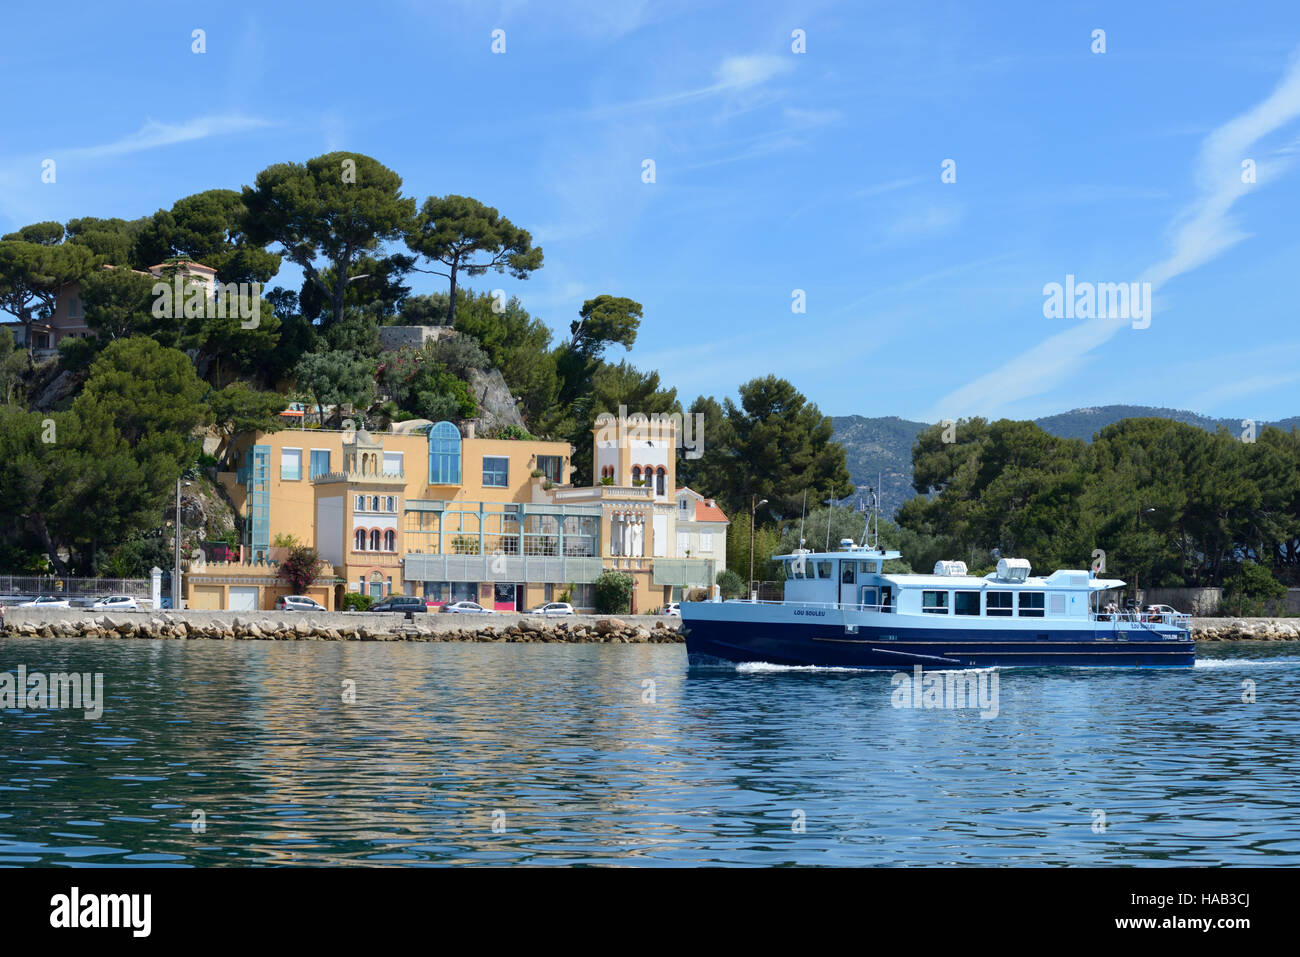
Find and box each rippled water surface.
[1,637,1297,866]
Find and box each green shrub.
[1220,561,1287,616]
[488,424,532,441]
[342,592,373,611]
[427,334,490,379]
[594,570,634,614]
[716,568,745,599]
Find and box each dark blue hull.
[683,618,1195,669]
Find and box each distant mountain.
[831,415,928,516]
[833,405,1300,516]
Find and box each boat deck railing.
[1094,610,1192,630]
[722,599,1191,630]
[728,599,893,613]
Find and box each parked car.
[275,595,326,612]
[19,596,70,608]
[441,600,496,615]
[528,602,575,616]
[69,597,99,609]
[662,602,681,616]
[92,595,140,611]
[369,595,428,614]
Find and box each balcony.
[403,553,605,584]
[653,558,716,587]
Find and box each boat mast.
[798,490,807,551]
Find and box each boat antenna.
[824,495,835,551]
[859,486,879,549]
[798,489,807,550]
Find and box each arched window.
[428,421,462,485]
[355,529,366,551]
[387,496,395,512]
[656,467,666,496]
[369,529,381,551]
[370,495,379,512]
[384,529,396,552]
[631,466,642,485]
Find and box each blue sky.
[4,0,1300,423]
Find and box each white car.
[276,595,326,611]
[19,596,70,608]
[529,602,574,616]
[442,600,496,615]
[92,595,140,611]
[662,602,681,616]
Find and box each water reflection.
[0,638,1297,865]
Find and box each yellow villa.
[193,416,727,612]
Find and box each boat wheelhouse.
[681,539,1194,669]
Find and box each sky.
[3,0,1300,424]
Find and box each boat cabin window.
[986,592,1012,617]
[841,563,855,584]
[816,561,832,579]
[1017,592,1045,618]
[922,590,949,614]
[954,591,981,616]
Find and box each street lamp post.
[1134,506,1156,610]
[173,478,193,610]
[749,495,768,601]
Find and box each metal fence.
[0,576,154,600]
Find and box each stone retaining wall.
[0,608,684,643]
[1190,617,1300,641]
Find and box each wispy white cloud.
[931,47,1300,420]
[879,202,964,244]
[578,53,794,120]
[852,176,925,199]
[0,114,273,227]
[59,115,273,162]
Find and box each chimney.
[465,422,476,439]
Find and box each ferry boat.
[681,540,1195,670]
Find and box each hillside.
[833,405,1300,515]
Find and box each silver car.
[92,595,140,611]
[529,602,575,616]
[19,596,70,608]
[276,595,326,611]
[443,601,496,615]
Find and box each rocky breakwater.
[2,612,685,644]
[1191,617,1300,641]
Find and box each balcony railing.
[403,553,605,584]
[652,558,716,587]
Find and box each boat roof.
[880,572,1126,590]
[774,547,901,560]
